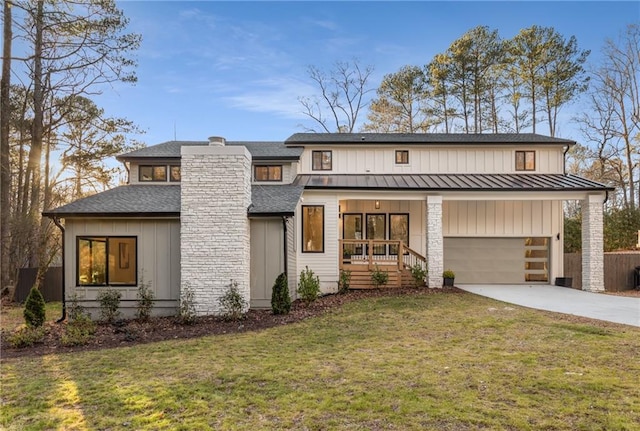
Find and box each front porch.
[339,239,426,288]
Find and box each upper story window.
[140,165,167,182]
[395,150,409,164]
[170,166,181,182]
[515,151,535,171]
[312,150,332,171]
[254,165,282,182]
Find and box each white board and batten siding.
[298,146,564,175]
[296,192,339,293]
[64,218,181,317]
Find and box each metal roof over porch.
[293,173,613,192]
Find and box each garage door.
[444,237,549,284]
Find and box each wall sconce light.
[375,200,380,209]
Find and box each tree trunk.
[0,0,12,293]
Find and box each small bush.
[443,269,456,279]
[7,326,45,348]
[219,279,247,321]
[97,288,122,323]
[178,282,197,325]
[271,273,291,315]
[24,286,46,328]
[136,277,155,321]
[62,295,96,346]
[410,263,427,287]
[338,269,352,294]
[371,265,389,288]
[297,266,320,305]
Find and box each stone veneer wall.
[180,145,252,315]
[426,195,444,288]
[581,194,605,292]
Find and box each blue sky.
[100,1,639,145]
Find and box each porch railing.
[339,239,426,272]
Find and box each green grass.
[1,302,62,331]
[2,292,639,430]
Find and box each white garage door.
[444,237,549,284]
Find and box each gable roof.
[293,173,613,192]
[43,184,304,218]
[285,133,576,146]
[117,141,303,161]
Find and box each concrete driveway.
[457,284,640,327]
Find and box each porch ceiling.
[293,174,613,192]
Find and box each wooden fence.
[564,252,640,291]
[13,267,63,302]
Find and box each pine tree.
[24,286,46,327]
[271,273,291,315]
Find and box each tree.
[3,0,141,291]
[1,0,13,293]
[510,25,589,136]
[425,53,456,133]
[363,65,428,133]
[576,24,639,209]
[299,59,374,132]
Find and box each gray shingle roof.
[43,184,304,218]
[285,133,576,145]
[43,185,181,217]
[293,174,613,192]
[117,140,303,161]
[250,185,304,217]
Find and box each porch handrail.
[339,239,426,271]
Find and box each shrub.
[443,269,456,279]
[7,326,45,348]
[219,279,247,321]
[371,265,389,288]
[178,282,197,325]
[338,269,352,294]
[410,263,428,287]
[271,273,291,315]
[136,277,155,321]
[97,288,122,323]
[297,266,320,305]
[62,294,96,346]
[23,286,46,328]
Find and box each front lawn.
[1,291,638,430]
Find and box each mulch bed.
[1,287,464,359]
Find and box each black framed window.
[395,150,409,164]
[343,213,363,256]
[366,214,386,255]
[302,206,324,252]
[254,165,283,182]
[515,151,535,171]
[312,150,332,171]
[389,214,409,255]
[139,165,167,182]
[170,165,181,182]
[77,236,137,286]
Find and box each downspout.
[282,216,288,276]
[51,216,66,323]
[563,145,570,175]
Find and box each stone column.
[180,144,252,315]
[581,193,605,292]
[426,195,444,288]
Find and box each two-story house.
[43,133,612,318]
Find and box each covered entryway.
[444,237,550,284]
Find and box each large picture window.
[140,165,167,182]
[77,237,137,286]
[254,165,283,181]
[515,151,535,171]
[312,150,332,171]
[302,205,324,252]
